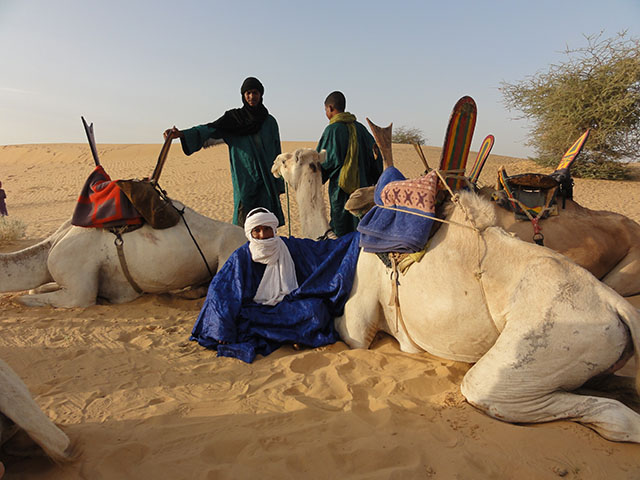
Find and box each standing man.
[0,181,7,216]
[164,77,285,227]
[317,91,383,236]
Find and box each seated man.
[190,208,361,363]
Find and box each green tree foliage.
[392,125,427,145]
[501,32,640,179]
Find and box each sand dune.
[0,142,639,479]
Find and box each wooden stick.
[366,118,393,169]
[150,134,174,185]
[412,143,430,172]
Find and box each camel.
[271,149,335,240]
[0,201,247,307]
[273,147,640,442]
[487,189,640,297]
[342,181,640,297]
[0,357,75,472]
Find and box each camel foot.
[17,289,96,308]
[28,282,61,295]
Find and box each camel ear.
[318,149,327,164]
[271,152,288,177]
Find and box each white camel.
[274,147,640,442]
[0,357,75,467]
[0,201,247,307]
[272,149,335,240]
[339,183,640,298]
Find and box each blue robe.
[191,233,361,363]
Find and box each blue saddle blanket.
[357,167,437,253]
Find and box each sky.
[1,0,639,158]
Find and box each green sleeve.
[179,124,224,156]
[317,123,348,184]
[267,117,285,194]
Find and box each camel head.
[272,149,326,192]
[272,148,335,239]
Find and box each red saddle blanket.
[71,165,143,228]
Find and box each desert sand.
[0,141,639,479]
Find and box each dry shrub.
[0,217,27,243]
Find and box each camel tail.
[0,221,70,293]
[0,358,76,463]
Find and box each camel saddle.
[494,168,561,221]
[73,117,180,230]
[492,129,589,222]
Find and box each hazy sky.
[1,0,638,158]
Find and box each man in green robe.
[316,91,383,237]
[164,77,285,227]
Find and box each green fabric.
[329,112,359,195]
[180,115,285,227]
[317,120,383,237]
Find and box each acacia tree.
[501,32,640,178]
[392,125,427,145]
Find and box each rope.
[373,204,477,231]
[175,204,214,279]
[285,181,291,237]
[500,189,555,245]
[386,169,501,342]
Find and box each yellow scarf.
[330,112,359,194]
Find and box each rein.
[111,188,215,295]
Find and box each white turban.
[244,208,298,305]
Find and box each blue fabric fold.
[357,167,435,253]
[190,232,361,363]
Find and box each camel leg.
[335,256,383,348]
[602,248,640,297]
[17,279,98,308]
[18,257,100,308]
[460,319,640,442]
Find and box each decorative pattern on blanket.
[71,165,143,228]
[380,172,438,213]
[357,167,437,253]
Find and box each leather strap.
[114,233,144,294]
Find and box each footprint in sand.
[288,352,331,374]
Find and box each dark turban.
[241,77,265,95]
[207,77,268,137]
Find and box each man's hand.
[163,126,183,140]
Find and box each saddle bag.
[116,179,180,229]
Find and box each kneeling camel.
[0,201,247,307]
[274,148,640,442]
